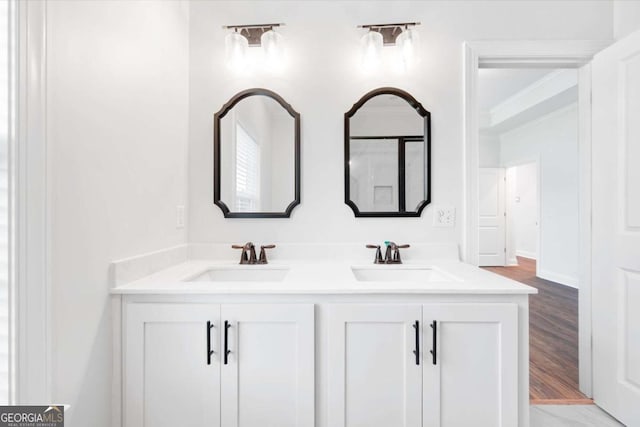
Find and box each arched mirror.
[214,88,300,218]
[345,87,431,217]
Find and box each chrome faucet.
[366,244,385,264]
[366,241,410,264]
[231,242,276,264]
[258,245,276,264]
[232,242,257,264]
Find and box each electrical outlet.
[433,206,455,227]
[176,205,185,229]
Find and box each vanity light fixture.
[360,30,384,71]
[358,22,421,71]
[223,23,285,72]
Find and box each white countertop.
[110,259,537,295]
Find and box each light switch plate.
[176,205,185,229]
[433,206,455,227]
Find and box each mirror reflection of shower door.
[349,139,398,212]
[405,139,425,212]
[349,136,426,213]
[345,88,430,217]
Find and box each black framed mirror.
[345,87,431,217]
[214,88,300,218]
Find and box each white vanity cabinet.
[123,302,315,427]
[124,303,221,427]
[327,304,423,427]
[422,303,519,427]
[114,273,532,427]
[220,304,315,427]
[326,303,519,427]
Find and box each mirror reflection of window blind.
[235,123,260,211]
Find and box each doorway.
[506,162,538,266]
[463,37,640,426]
[476,67,586,403]
[478,161,540,270]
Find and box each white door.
[478,168,506,266]
[592,28,640,426]
[423,304,518,427]
[124,303,221,427]
[220,304,315,427]
[327,304,422,427]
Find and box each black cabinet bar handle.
[224,320,231,365]
[206,321,214,365]
[412,321,420,365]
[430,320,437,365]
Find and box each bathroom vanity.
[110,244,535,427]
[106,86,536,427]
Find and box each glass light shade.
[225,32,249,72]
[261,29,285,71]
[396,27,420,71]
[361,30,383,71]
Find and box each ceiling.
[478,68,556,111]
[478,68,579,134]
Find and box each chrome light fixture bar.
[358,22,421,45]
[223,23,284,46]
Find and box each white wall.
[508,162,538,260]
[46,1,189,426]
[501,104,579,287]
[41,1,615,425]
[614,0,640,39]
[188,0,612,246]
[479,133,500,168]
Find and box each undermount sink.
[187,266,290,282]
[351,265,456,283]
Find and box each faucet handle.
[366,244,384,264]
[258,244,276,264]
[392,244,410,263]
[231,244,250,264]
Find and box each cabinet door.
[220,304,314,427]
[422,304,518,427]
[327,304,422,427]
[124,303,221,427]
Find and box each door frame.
[11,0,51,404]
[462,39,611,397]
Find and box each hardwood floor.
[483,257,591,403]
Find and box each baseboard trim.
[530,398,594,405]
[515,250,537,260]
[537,269,579,289]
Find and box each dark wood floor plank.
[482,257,588,401]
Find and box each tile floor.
[531,405,624,426]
